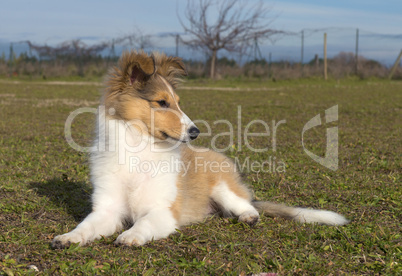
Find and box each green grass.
[0,79,401,275]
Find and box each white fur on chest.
[90,117,180,220]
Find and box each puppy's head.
[104,51,199,143]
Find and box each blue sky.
[1,0,401,64]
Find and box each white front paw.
[114,231,146,246]
[52,232,86,249]
[239,210,260,226]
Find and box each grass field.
[0,78,401,275]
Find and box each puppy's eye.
[157,100,169,108]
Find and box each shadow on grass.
[30,178,92,222]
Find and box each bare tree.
[115,28,153,51]
[22,28,154,62]
[179,0,281,79]
[23,40,108,60]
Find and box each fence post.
[268,52,272,78]
[324,33,327,80]
[8,43,15,76]
[301,30,304,77]
[175,34,179,57]
[355,28,359,75]
[388,49,402,80]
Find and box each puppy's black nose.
[188,126,200,140]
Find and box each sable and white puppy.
[52,51,348,248]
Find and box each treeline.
[0,51,400,80]
[0,51,117,79]
[186,52,399,80]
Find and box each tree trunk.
[210,49,217,79]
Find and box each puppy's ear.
[128,55,156,85]
[167,57,188,77]
[156,56,188,88]
[170,57,188,76]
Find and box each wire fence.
[1,27,401,79]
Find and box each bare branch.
[179,0,283,78]
[21,40,108,59]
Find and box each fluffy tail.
[252,201,349,226]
